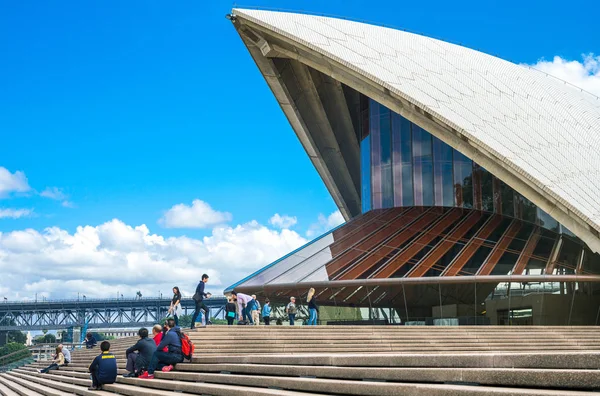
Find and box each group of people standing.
[227,287,318,326]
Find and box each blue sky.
[0,0,597,299]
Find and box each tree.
[7,331,26,345]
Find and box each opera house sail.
[225,9,600,325]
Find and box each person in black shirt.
[191,274,211,329]
[225,296,237,325]
[169,287,182,326]
[88,341,117,390]
[84,333,97,349]
[123,328,156,377]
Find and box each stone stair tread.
[0,374,38,396]
[175,363,600,389]
[0,380,21,396]
[1,372,70,396]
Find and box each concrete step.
[15,369,328,396]
[0,380,20,396]
[193,351,600,369]
[0,374,44,396]
[175,362,600,390]
[1,372,70,396]
[9,370,196,396]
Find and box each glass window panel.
[413,125,433,206]
[392,113,413,207]
[380,109,393,208]
[537,208,559,232]
[361,136,372,213]
[453,150,473,209]
[481,167,494,212]
[370,100,382,209]
[402,165,414,206]
[521,196,536,223]
[473,164,483,210]
[500,181,514,217]
[391,113,403,206]
[433,136,454,207]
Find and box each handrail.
[0,295,226,305]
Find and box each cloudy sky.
[0,0,598,300]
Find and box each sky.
[0,0,598,301]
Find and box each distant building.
[225,9,600,325]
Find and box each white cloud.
[0,217,307,300]
[40,187,73,208]
[40,187,67,201]
[159,199,232,229]
[306,210,345,238]
[0,167,30,198]
[0,208,33,219]
[269,213,297,229]
[527,53,600,96]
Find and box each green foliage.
[7,331,26,345]
[34,333,56,344]
[90,332,114,341]
[0,343,28,357]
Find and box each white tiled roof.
[234,8,600,236]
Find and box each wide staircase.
[1,326,599,395]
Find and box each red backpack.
[176,330,195,360]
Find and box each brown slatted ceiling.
[328,208,401,258]
[326,209,415,276]
[511,226,540,275]
[337,208,440,280]
[442,214,504,276]
[333,207,425,280]
[331,209,380,240]
[372,208,463,279]
[407,211,482,278]
[544,236,563,275]
[477,220,522,276]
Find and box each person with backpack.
[262,298,272,325]
[191,274,212,328]
[252,295,261,326]
[286,296,297,325]
[139,318,185,379]
[307,288,318,326]
[225,296,237,325]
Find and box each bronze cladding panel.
[334,207,425,280]
[373,209,464,279]
[511,227,540,275]
[443,215,504,276]
[408,211,482,278]
[477,220,522,276]
[327,209,418,276]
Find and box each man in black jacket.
[123,328,156,377]
[191,274,211,329]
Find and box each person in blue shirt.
[139,318,184,379]
[84,333,97,349]
[247,296,257,325]
[262,298,272,325]
[307,288,318,326]
[88,341,117,391]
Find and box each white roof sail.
[233,9,600,252]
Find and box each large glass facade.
[360,97,570,233]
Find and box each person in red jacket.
[152,324,168,352]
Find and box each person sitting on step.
[84,332,97,349]
[151,324,168,352]
[58,344,71,366]
[139,318,184,379]
[88,341,117,391]
[39,346,65,373]
[123,327,156,378]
